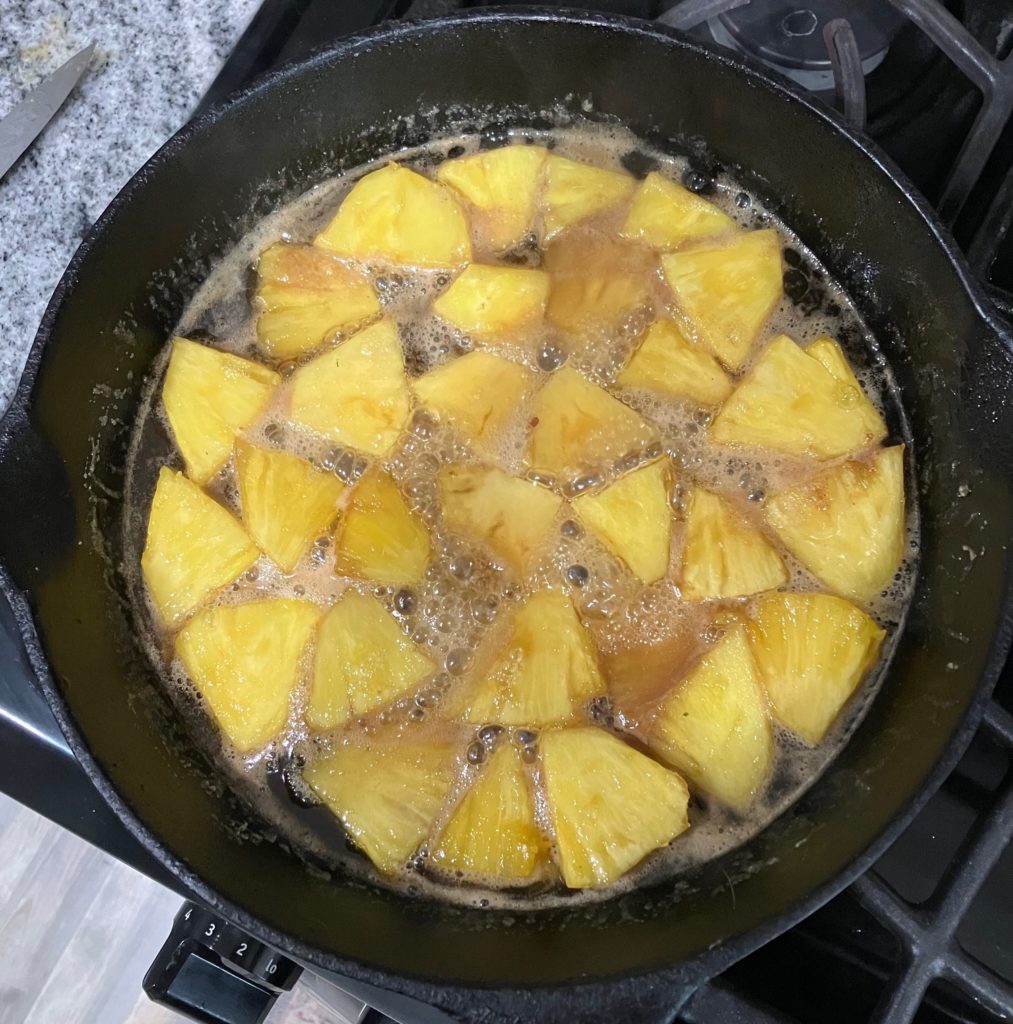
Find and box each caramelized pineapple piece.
[651,627,772,808]
[255,242,380,360]
[289,320,411,456]
[333,468,430,585]
[175,598,320,752]
[765,446,905,603]
[235,441,344,573]
[572,459,672,583]
[661,229,782,369]
[141,468,258,629]
[432,744,546,880]
[304,736,457,874]
[544,233,652,336]
[680,489,787,600]
[438,464,562,575]
[604,632,699,710]
[458,590,605,726]
[436,144,548,251]
[432,264,549,339]
[308,591,436,729]
[620,172,735,250]
[710,335,886,458]
[541,728,690,888]
[541,155,636,237]
[316,163,471,268]
[163,337,279,485]
[525,367,656,476]
[413,351,536,456]
[748,592,885,744]
[616,319,732,407]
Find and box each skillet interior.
[0,9,1011,1010]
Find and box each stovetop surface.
[1,3,1011,1023]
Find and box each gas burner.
[709,1,908,91]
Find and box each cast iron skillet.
[0,10,1010,1024]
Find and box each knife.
[0,42,95,182]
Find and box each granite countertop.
[0,0,261,414]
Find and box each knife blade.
[0,42,95,182]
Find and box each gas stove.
[1,3,1011,1023]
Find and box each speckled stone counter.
[0,0,260,412]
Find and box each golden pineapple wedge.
[308,590,436,729]
[747,592,885,744]
[288,319,411,457]
[765,446,905,604]
[333,468,430,585]
[315,162,471,268]
[680,489,787,600]
[432,744,547,881]
[432,264,550,340]
[544,233,653,337]
[525,367,656,477]
[617,319,732,408]
[541,155,636,237]
[304,735,458,874]
[436,144,548,251]
[175,598,320,752]
[710,335,886,459]
[413,350,536,456]
[438,463,562,575]
[235,441,344,573]
[651,626,772,809]
[142,467,259,629]
[457,589,606,726]
[572,459,672,583]
[255,242,380,360]
[163,337,279,485]
[620,172,736,250]
[540,727,690,888]
[661,229,782,370]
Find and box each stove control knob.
[142,901,301,1024]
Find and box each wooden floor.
[0,791,360,1024]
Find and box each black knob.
[143,901,301,1024]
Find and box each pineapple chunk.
[413,351,535,456]
[620,172,735,250]
[432,264,549,339]
[541,728,690,888]
[255,242,380,360]
[288,319,411,456]
[748,592,885,744]
[604,632,698,710]
[308,591,436,729]
[235,441,344,573]
[438,464,562,575]
[661,229,782,369]
[315,162,471,268]
[710,335,886,458]
[572,459,672,583]
[616,319,732,407]
[142,468,258,629]
[541,155,636,237]
[175,598,320,752]
[436,144,548,251]
[680,489,787,601]
[544,234,652,336]
[765,446,905,603]
[304,736,458,874]
[457,590,605,726]
[525,367,656,476]
[163,337,279,485]
[432,744,546,880]
[333,468,430,585]
[651,627,772,809]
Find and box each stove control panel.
[143,901,301,1024]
